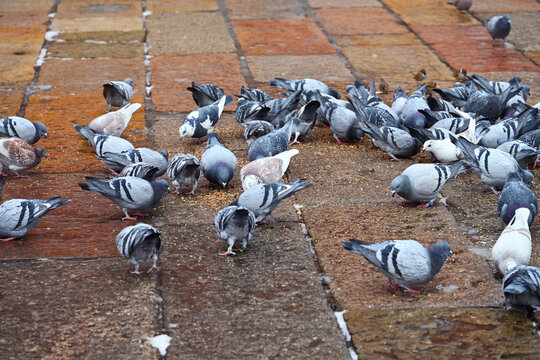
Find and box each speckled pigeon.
[242,120,275,145]
[0,137,47,177]
[497,172,537,226]
[200,133,237,188]
[215,205,256,256]
[492,208,531,276]
[502,265,540,314]
[186,81,224,107]
[179,95,233,142]
[235,98,270,125]
[88,103,141,137]
[116,223,161,274]
[103,78,133,111]
[0,116,47,144]
[167,153,201,194]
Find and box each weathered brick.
[382,0,479,26]
[316,7,408,35]
[225,0,306,20]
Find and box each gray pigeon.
[74,124,134,157]
[451,136,533,191]
[186,81,225,107]
[78,176,169,220]
[0,116,47,144]
[242,120,275,145]
[433,83,472,108]
[200,133,237,188]
[360,121,422,160]
[466,74,520,95]
[119,162,159,182]
[230,179,314,222]
[116,223,161,274]
[0,197,70,241]
[235,98,270,125]
[477,106,539,148]
[342,239,452,293]
[214,205,256,256]
[400,84,429,129]
[485,15,511,45]
[98,148,169,176]
[347,94,404,130]
[391,161,469,207]
[167,153,201,194]
[497,140,540,170]
[179,95,233,142]
[269,77,341,99]
[497,172,537,226]
[248,119,297,161]
[391,85,408,118]
[236,85,273,102]
[103,78,133,111]
[502,265,540,314]
[429,116,469,134]
[0,137,47,177]
[286,100,320,144]
[261,90,302,127]
[462,84,521,122]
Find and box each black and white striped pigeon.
[88,103,141,137]
[242,120,275,145]
[103,78,133,111]
[78,176,169,220]
[261,90,302,128]
[502,265,540,314]
[0,197,70,242]
[116,223,161,274]
[235,98,270,125]
[167,153,201,194]
[98,148,169,176]
[359,120,421,160]
[179,95,233,142]
[497,140,540,170]
[214,205,256,256]
[0,137,47,177]
[433,82,473,108]
[485,15,511,45]
[342,239,452,293]
[74,124,134,157]
[248,119,297,161]
[201,133,237,188]
[477,107,540,148]
[269,77,341,99]
[186,81,225,107]
[391,161,469,207]
[0,116,47,144]
[236,85,273,102]
[119,162,159,182]
[230,179,314,222]
[497,172,537,226]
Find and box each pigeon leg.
[333,134,349,145]
[389,154,402,161]
[147,264,158,273]
[13,172,29,178]
[289,140,300,146]
[401,285,422,294]
[130,263,142,275]
[490,187,502,195]
[417,200,434,208]
[0,237,16,242]
[122,210,138,221]
[384,279,400,289]
[219,247,237,256]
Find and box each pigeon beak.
[391,190,396,197]
[44,132,48,138]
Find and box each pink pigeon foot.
[417,200,434,208]
[130,269,142,275]
[0,172,10,176]
[402,286,422,294]
[13,173,29,178]
[384,280,401,290]
[147,264,158,273]
[490,187,502,195]
[289,140,300,146]
[219,250,236,256]
[0,237,16,242]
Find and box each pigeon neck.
[428,244,451,276]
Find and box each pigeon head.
[520,169,534,185]
[36,146,47,159]
[393,85,406,100]
[509,208,531,228]
[206,133,221,148]
[179,122,194,139]
[124,78,133,86]
[159,150,169,160]
[428,241,452,275]
[151,179,170,203]
[34,122,48,139]
[391,175,411,198]
[505,171,523,183]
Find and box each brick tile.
[225,0,305,20]
[316,7,408,35]
[52,17,143,33]
[55,0,142,18]
[308,0,382,8]
[470,0,540,12]
[334,33,421,48]
[382,0,479,26]
[474,12,540,52]
[0,11,50,26]
[146,0,218,13]
[146,12,235,56]
[525,51,540,67]
[0,0,54,12]
[232,19,336,56]
[0,82,26,117]
[47,39,144,59]
[150,53,245,112]
[413,25,540,72]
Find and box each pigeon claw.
[130,269,142,275]
[147,264,159,273]
[0,237,16,242]
[219,250,236,256]
[402,286,422,294]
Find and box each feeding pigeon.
[179,95,233,142]
[400,84,429,128]
[200,133,237,188]
[477,107,540,148]
[391,161,469,207]
[492,208,531,276]
[428,116,469,134]
[98,148,168,176]
[286,100,320,144]
[466,74,520,95]
[78,176,169,220]
[451,136,533,191]
[347,79,400,123]
[88,103,141,137]
[0,197,70,242]
[186,81,225,107]
[119,162,159,182]
[359,121,421,160]
[261,90,302,128]
[240,149,299,190]
[0,138,47,177]
[433,83,472,108]
[391,85,408,118]
[103,78,133,111]
[167,153,201,194]
[230,179,314,222]
[497,140,540,170]
[485,15,511,45]
[342,239,452,293]
[462,83,521,122]
[497,172,537,226]
[214,205,256,256]
[74,124,134,157]
[248,119,297,161]
[116,223,161,274]
[269,77,341,99]
[422,139,463,163]
[0,116,47,144]
[502,265,540,314]
[242,120,275,145]
[427,94,456,113]
[235,98,270,125]
[236,85,273,102]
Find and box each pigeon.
[74,124,134,157]
[119,162,159,182]
[103,78,133,111]
[0,138,47,177]
[433,83,472,108]
[429,116,469,134]
[312,92,363,144]
[497,140,540,170]
[261,90,302,127]
[200,133,237,188]
[167,153,201,194]
[451,136,533,191]
[235,98,270,125]
[98,148,169,176]
[360,121,421,160]
[391,161,469,207]
[462,83,521,122]
[518,129,540,149]
[88,103,141,137]
[485,15,511,45]
[492,208,531,276]
[502,265,540,313]
[186,81,225,107]
[0,197,70,242]
[466,74,520,95]
[230,179,314,222]
[78,176,169,220]
[347,94,404,130]
[391,85,408,118]
[240,149,299,190]
[286,100,320,144]
[214,205,256,256]
[400,84,429,128]
[248,119,297,161]
[477,107,540,148]
[454,0,472,11]
[236,85,273,102]
[242,120,275,145]
[427,94,456,112]
[116,223,161,274]
[422,139,463,163]
[0,116,47,144]
[269,77,341,99]
[342,239,452,293]
[497,172,537,226]
[179,95,233,142]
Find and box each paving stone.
[413,25,540,72]
[525,51,540,67]
[55,0,142,18]
[232,18,336,56]
[0,11,50,26]
[470,0,540,12]
[0,259,160,358]
[346,308,540,359]
[308,0,382,8]
[474,12,540,52]
[47,39,144,59]
[0,82,26,117]
[316,7,409,35]
[57,30,145,43]
[225,0,306,20]
[333,33,420,48]
[146,12,235,56]
[146,0,218,13]
[382,0,479,26]
[0,0,54,12]
[149,53,244,112]
[52,17,143,33]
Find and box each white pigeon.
[492,208,532,276]
[240,149,299,191]
[88,103,141,137]
[422,138,463,163]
